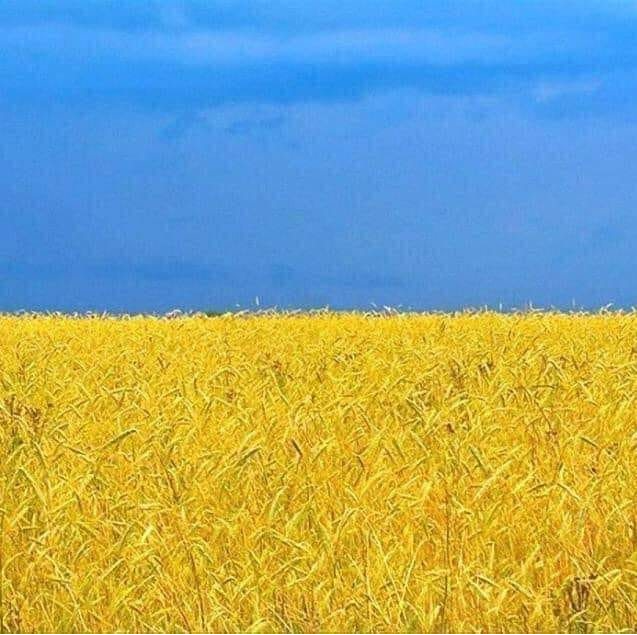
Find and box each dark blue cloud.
[1,1,637,113]
[0,1,163,30]
[225,115,286,136]
[0,54,629,114]
[159,111,209,140]
[2,1,636,35]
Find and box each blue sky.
[2,1,637,311]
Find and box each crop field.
[1,312,637,633]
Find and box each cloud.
[224,115,285,136]
[533,78,603,103]
[0,23,594,68]
[2,1,636,35]
[159,111,209,140]
[1,1,637,114]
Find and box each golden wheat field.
[1,312,637,633]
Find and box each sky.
[2,1,637,312]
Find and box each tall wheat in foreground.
[1,312,636,632]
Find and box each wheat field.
[1,312,636,633]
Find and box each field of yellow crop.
[1,312,637,633]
